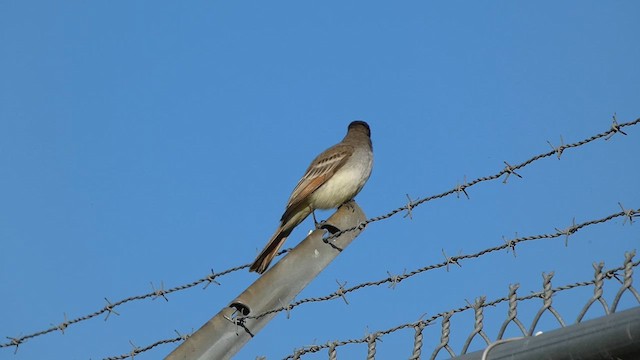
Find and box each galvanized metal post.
[451,306,640,360]
[165,200,367,360]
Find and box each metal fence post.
[450,306,640,360]
[165,200,367,360]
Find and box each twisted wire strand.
[248,207,637,320]
[280,257,640,360]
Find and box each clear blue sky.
[1,2,639,359]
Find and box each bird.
[249,121,373,274]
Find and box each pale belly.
[309,155,372,209]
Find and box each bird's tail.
[249,228,289,274]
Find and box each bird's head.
[348,120,370,137]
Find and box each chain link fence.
[281,251,639,359]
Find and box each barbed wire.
[281,250,640,359]
[102,331,190,360]
[1,115,638,353]
[247,204,638,320]
[98,205,637,360]
[321,115,639,243]
[0,263,246,351]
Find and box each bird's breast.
[309,149,372,209]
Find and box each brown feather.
[280,175,324,224]
[249,228,290,273]
[283,145,352,221]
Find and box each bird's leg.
[312,209,326,229]
[312,208,336,231]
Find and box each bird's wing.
[280,144,353,223]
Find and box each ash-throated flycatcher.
[250,121,373,273]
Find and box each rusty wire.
[1,116,638,355]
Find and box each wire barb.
[404,194,416,219]
[456,175,470,199]
[203,269,221,289]
[546,135,565,159]
[387,270,407,289]
[605,113,628,140]
[131,340,142,356]
[4,337,21,354]
[151,281,169,302]
[335,280,349,305]
[173,329,190,342]
[52,313,69,335]
[618,202,637,225]
[555,217,577,246]
[223,309,254,338]
[442,249,462,272]
[502,233,518,257]
[103,298,120,321]
[278,299,293,320]
[501,161,523,184]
